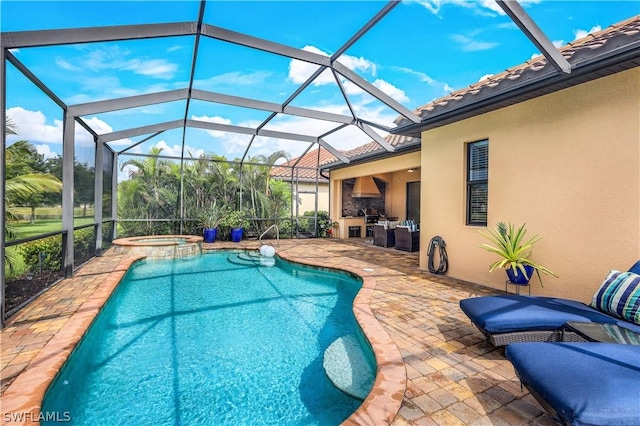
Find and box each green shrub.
[298,211,332,237]
[20,235,63,273]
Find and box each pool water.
[42,252,370,425]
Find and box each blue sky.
[3,0,639,172]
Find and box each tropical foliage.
[4,118,64,277]
[117,148,296,239]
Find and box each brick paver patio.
[1,238,557,425]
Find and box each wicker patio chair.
[373,224,395,247]
[395,226,419,252]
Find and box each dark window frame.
[466,139,488,226]
[405,180,420,223]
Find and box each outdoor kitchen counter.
[337,217,365,239]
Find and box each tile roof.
[399,15,640,132]
[270,147,338,181]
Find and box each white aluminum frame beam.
[201,24,330,66]
[70,89,189,116]
[318,139,350,164]
[333,61,420,124]
[99,120,183,143]
[357,121,395,152]
[0,47,6,325]
[61,112,75,277]
[187,119,317,143]
[1,22,197,48]
[496,0,571,74]
[6,52,67,110]
[94,137,104,256]
[191,90,355,124]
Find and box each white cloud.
[340,54,377,77]
[55,58,82,72]
[154,140,205,158]
[574,25,601,41]
[107,138,135,148]
[82,116,114,135]
[61,45,179,81]
[287,46,409,107]
[191,114,233,138]
[410,0,540,16]
[192,70,272,90]
[287,46,333,85]
[6,107,130,154]
[478,74,493,82]
[121,58,178,79]
[372,79,409,103]
[35,144,58,159]
[451,34,498,51]
[6,107,63,144]
[288,45,376,86]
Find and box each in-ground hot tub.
[112,235,203,260]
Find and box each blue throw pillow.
[590,270,640,325]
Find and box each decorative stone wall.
[112,235,203,260]
[341,178,386,216]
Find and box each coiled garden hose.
[427,236,448,274]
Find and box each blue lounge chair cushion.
[590,270,640,325]
[506,342,640,426]
[459,294,640,335]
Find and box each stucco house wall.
[293,181,329,215]
[420,68,640,302]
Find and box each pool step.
[323,334,375,401]
[227,252,275,267]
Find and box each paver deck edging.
[274,251,407,425]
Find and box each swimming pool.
[41,252,372,425]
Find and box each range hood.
[352,176,381,198]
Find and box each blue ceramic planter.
[203,228,217,243]
[231,227,243,242]
[506,265,534,285]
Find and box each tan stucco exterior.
[329,152,421,239]
[420,68,640,302]
[292,181,329,215]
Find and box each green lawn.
[10,218,96,239]
[7,207,97,240]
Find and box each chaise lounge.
[459,261,640,346]
[505,342,640,426]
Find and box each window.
[467,140,488,225]
[406,181,420,223]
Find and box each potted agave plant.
[478,222,558,286]
[199,201,223,243]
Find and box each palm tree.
[119,147,179,235]
[4,118,63,275]
[4,127,62,232]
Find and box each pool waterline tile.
[0,239,553,425]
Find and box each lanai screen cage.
[2,0,621,324]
